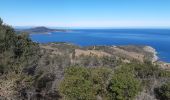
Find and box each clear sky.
[0,0,170,28]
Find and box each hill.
[16,26,68,34]
[1,18,170,100]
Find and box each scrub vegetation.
[0,18,170,100]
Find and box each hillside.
[16,26,68,34]
[0,18,170,100]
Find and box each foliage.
[0,24,16,53]
[59,66,142,100]
[59,66,95,100]
[91,67,112,98]
[65,66,90,79]
[0,18,40,99]
[101,56,121,67]
[133,62,160,78]
[0,18,39,74]
[34,73,55,90]
[158,70,170,78]
[107,66,141,100]
[154,82,170,100]
[1,17,170,100]
[0,18,2,25]
[122,62,167,79]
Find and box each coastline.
[39,42,160,63]
[143,46,159,62]
[27,30,69,34]
[143,46,170,70]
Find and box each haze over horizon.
[1,0,170,28]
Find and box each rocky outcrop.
[143,46,158,62]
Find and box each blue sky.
[0,0,170,28]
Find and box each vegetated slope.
[0,18,170,100]
[15,26,67,34]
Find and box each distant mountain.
[16,26,68,34]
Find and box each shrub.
[134,62,160,78]
[122,62,160,79]
[60,66,141,100]
[0,18,39,74]
[107,66,141,100]
[159,70,170,78]
[154,82,170,100]
[0,18,40,99]
[59,66,95,100]
[91,67,112,98]
[65,66,90,79]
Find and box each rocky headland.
[15,26,68,34]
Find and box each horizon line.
[14,25,170,29]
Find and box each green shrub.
[60,66,141,100]
[122,62,160,79]
[65,66,90,79]
[59,66,95,100]
[134,63,160,78]
[101,56,118,67]
[154,82,170,100]
[107,66,141,100]
[91,67,112,98]
[0,18,40,99]
[159,70,170,78]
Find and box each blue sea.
[30,29,170,62]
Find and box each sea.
[30,29,170,62]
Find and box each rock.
[143,46,158,62]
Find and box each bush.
[101,56,120,67]
[122,62,161,79]
[0,19,40,74]
[107,66,141,100]
[59,66,113,99]
[65,66,90,79]
[159,70,170,78]
[59,66,95,100]
[59,66,141,100]
[154,82,170,100]
[91,67,112,98]
[0,24,16,53]
[0,18,40,99]
[133,62,160,78]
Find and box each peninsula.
[16,26,68,34]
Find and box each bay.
[30,29,170,62]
